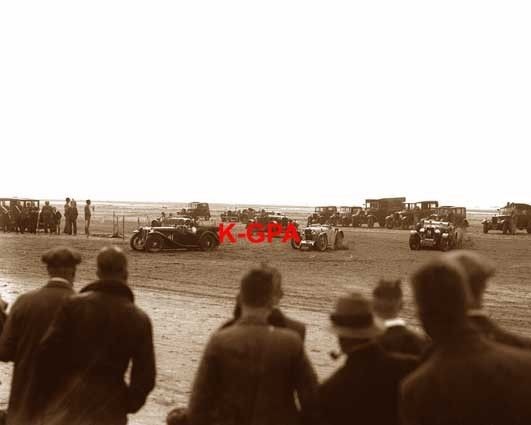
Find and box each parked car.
[482,202,531,234]
[130,216,219,252]
[308,206,339,225]
[246,212,297,235]
[386,201,439,229]
[364,197,406,228]
[291,224,346,251]
[181,202,211,220]
[432,206,469,228]
[338,206,365,227]
[220,210,240,223]
[409,219,462,251]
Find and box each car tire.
[334,232,344,250]
[502,222,510,235]
[145,234,164,253]
[409,234,420,250]
[291,236,302,250]
[130,233,145,251]
[315,234,328,251]
[199,233,218,251]
[440,238,450,252]
[483,223,489,234]
[368,216,375,228]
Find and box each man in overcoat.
[37,246,156,425]
[0,246,81,425]
[188,267,319,425]
[400,258,531,425]
[319,292,418,425]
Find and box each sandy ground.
[0,218,530,424]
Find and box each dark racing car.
[130,216,219,252]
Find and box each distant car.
[220,210,240,223]
[291,224,345,251]
[308,206,339,226]
[181,202,211,220]
[130,216,219,252]
[409,219,462,251]
[246,212,297,235]
[482,202,531,234]
[338,206,364,227]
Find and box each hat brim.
[328,321,384,338]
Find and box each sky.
[1,1,530,208]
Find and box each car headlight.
[435,229,441,234]
[191,226,197,234]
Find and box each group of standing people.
[1,246,531,424]
[62,198,92,236]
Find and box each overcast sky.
[1,1,529,208]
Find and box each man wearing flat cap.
[37,246,156,425]
[0,246,81,425]
[446,250,531,349]
[319,292,418,425]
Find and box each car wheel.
[334,232,344,250]
[291,235,302,250]
[409,234,420,250]
[145,234,164,253]
[440,238,450,252]
[315,234,328,251]
[130,233,145,251]
[482,223,489,234]
[199,233,218,251]
[368,216,375,228]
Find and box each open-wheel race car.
[291,224,346,251]
[130,216,219,252]
[409,219,462,252]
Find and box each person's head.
[96,246,128,283]
[166,407,188,425]
[372,278,403,320]
[86,199,91,205]
[41,246,82,284]
[65,197,70,203]
[411,258,470,342]
[329,292,383,353]
[445,250,495,309]
[71,200,76,206]
[239,268,275,315]
[45,200,50,206]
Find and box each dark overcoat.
[401,331,531,425]
[188,316,319,425]
[378,324,428,356]
[468,312,531,349]
[37,280,156,425]
[319,341,418,425]
[0,279,75,425]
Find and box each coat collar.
[80,280,134,303]
[45,277,74,290]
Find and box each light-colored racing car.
[291,224,346,251]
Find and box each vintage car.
[308,206,339,225]
[482,202,531,234]
[409,219,462,251]
[220,210,240,223]
[246,212,298,235]
[338,206,364,227]
[180,202,211,220]
[130,216,219,252]
[364,197,406,228]
[433,206,469,228]
[292,224,345,251]
[386,201,439,230]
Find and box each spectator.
[37,246,156,425]
[447,250,531,348]
[70,199,79,236]
[188,268,319,425]
[319,292,418,425]
[41,201,54,234]
[221,264,306,340]
[63,197,71,235]
[0,247,81,425]
[401,258,531,425]
[373,278,428,356]
[53,208,61,235]
[166,407,188,425]
[84,199,92,237]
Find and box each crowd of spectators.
[0,246,530,425]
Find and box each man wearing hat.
[446,250,531,349]
[0,246,81,425]
[373,279,428,356]
[36,246,156,425]
[319,292,418,425]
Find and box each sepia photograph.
[1,1,530,424]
